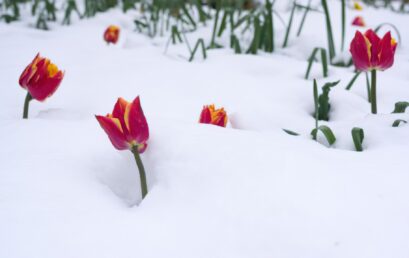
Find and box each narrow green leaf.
[321,0,336,61]
[311,125,336,146]
[345,72,361,90]
[351,127,364,152]
[392,101,409,113]
[283,129,299,136]
[340,0,346,51]
[296,0,312,36]
[305,48,320,79]
[282,1,296,48]
[392,119,407,127]
[189,38,207,62]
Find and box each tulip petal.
[350,31,371,71]
[19,53,41,89]
[364,29,381,67]
[199,106,212,124]
[125,96,149,144]
[28,70,64,101]
[378,32,396,71]
[96,115,129,150]
[112,97,131,135]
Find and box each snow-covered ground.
[1,1,409,257]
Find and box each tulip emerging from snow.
[352,16,365,27]
[104,25,120,44]
[19,53,64,119]
[199,104,228,127]
[350,29,397,114]
[353,1,363,10]
[96,96,149,199]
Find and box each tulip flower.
[96,96,149,199]
[352,16,365,27]
[104,25,120,44]
[19,53,64,119]
[353,1,363,10]
[350,29,397,114]
[199,104,228,127]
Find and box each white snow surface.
[1,1,409,258]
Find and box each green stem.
[23,92,33,119]
[371,70,377,114]
[131,146,148,199]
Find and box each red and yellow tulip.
[199,104,228,127]
[104,25,120,44]
[19,53,64,118]
[349,29,397,114]
[96,96,149,199]
[96,96,149,153]
[350,29,397,72]
[352,16,365,27]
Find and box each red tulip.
[350,29,397,72]
[350,29,397,114]
[19,53,64,101]
[199,104,228,127]
[96,97,149,153]
[352,16,365,27]
[96,96,150,199]
[19,53,64,119]
[104,25,120,44]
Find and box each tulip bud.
[96,96,150,199]
[96,96,149,153]
[352,16,365,27]
[350,29,397,72]
[19,53,64,118]
[353,1,363,10]
[104,25,120,44]
[199,104,228,127]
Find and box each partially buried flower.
[96,97,149,153]
[350,29,397,72]
[19,53,64,101]
[199,104,228,127]
[352,16,365,27]
[104,25,120,44]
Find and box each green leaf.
[283,129,299,136]
[351,127,364,152]
[313,79,319,135]
[246,15,262,54]
[311,125,336,146]
[392,101,409,113]
[340,0,346,51]
[392,119,407,127]
[189,38,207,62]
[305,48,328,79]
[345,72,361,90]
[296,0,312,36]
[282,1,296,48]
[321,0,336,61]
[317,80,339,121]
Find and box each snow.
[1,0,409,257]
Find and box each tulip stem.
[131,146,148,199]
[370,70,377,114]
[23,92,33,119]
